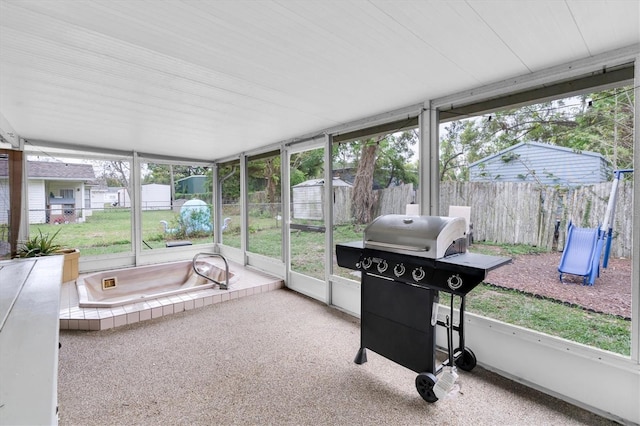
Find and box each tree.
[218,163,240,203]
[142,163,213,203]
[572,87,635,172]
[439,120,482,181]
[103,161,131,192]
[144,164,210,185]
[343,130,418,224]
[247,155,281,215]
[288,148,324,188]
[376,130,419,187]
[351,138,379,224]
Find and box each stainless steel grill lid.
[363,214,467,259]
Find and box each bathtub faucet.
[192,253,230,290]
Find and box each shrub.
[16,229,63,257]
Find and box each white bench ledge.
[0,256,63,425]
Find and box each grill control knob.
[361,257,372,270]
[447,274,463,290]
[393,263,406,277]
[377,260,388,273]
[412,267,425,282]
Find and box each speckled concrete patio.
[57,287,617,425]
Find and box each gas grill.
[336,214,511,402]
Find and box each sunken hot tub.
[77,259,237,308]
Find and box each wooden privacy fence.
[248,181,632,258]
[373,183,416,217]
[333,186,352,224]
[439,181,633,259]
[333,183,416,224]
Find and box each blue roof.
[469,141,611,186]
[469,142,606,168]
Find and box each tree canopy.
[439,85,635,182]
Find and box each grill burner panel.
[362,247,507,295]
[337,242,510,295]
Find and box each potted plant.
[16,229,80,282]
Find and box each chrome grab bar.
[192,252,230,290]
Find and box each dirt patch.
[480,249,632,319]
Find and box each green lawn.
[464,285,630,355]
[29,209,214,255]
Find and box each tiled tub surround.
[77,259,239,308]
[60,261,283,331]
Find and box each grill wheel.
[415,372,438,403]
[454,347,477,372]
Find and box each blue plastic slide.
[558,222,600,285]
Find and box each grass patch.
[29,209,215,256]
[442,284,631,356]
[469,241,549,256]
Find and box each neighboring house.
[0,161,174,226]
[176,175,208,196]
[34,161,96,224]
[0,159,95,223]
[0,159,96,224]
[292,177,352,224]
[469,142,611,186]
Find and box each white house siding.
[141,184,170,210]
[469,143,609,186]
[84,187,92,217]
[28,180,46,224]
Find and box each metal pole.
[602,169,633,268]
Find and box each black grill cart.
[336,215,511,402]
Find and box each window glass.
[438,85,634,356]
[24,153,133,256]
[247,153,282,260]
[0,150,18,259]
[332,126,420,280]
[140,162,213,249]
[218,160,241,249]
[289,147,325,279]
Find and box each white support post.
[132,152,142,265]
[323,133,333,305]
[631,55,640,362]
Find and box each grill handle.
[431,293,439,326]
[364,241,431,253]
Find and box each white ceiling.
[1,0,638,160]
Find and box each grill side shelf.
[436,252,512,274]
[336,242,364,271]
